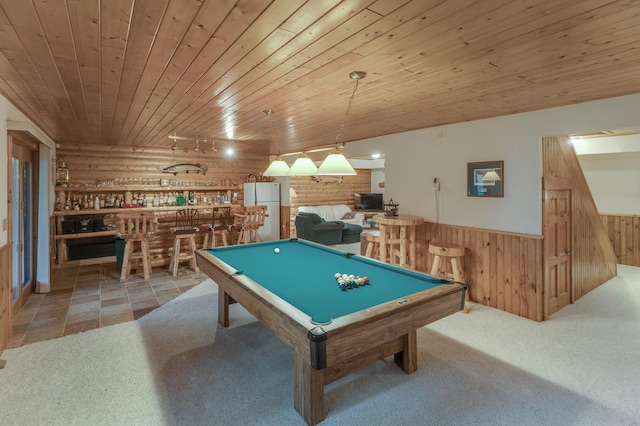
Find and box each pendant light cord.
[335,75,362,145]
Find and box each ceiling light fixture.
[168,134,217,153]
[262,109,290,177]
[316,71,365,176]
[287,152,318,176]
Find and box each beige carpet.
[1,265,639,425]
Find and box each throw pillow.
[341,212,356,219]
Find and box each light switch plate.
[2,218,6,231]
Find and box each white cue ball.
[274,248,280,254]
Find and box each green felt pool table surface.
[203,238,452,324]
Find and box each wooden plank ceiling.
[0,0,639,156]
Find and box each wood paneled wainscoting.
[600,214,640,267]
[414,222,544,321]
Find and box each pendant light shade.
[287,153,318,176]
[263,156,290,176]
[316,148,356,175]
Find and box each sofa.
[295,212,363,246]
[297,205,364,227]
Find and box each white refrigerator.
[243,182,281,241]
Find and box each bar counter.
[54,204,242,265]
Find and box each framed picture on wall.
[467,160,504,197]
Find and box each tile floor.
[8,256,208,348]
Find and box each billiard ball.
[274,248,280,254]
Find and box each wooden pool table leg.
[218,289,231,327]
[294,352,325,425]
[393,330,418,373]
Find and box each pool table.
[195,238,466,425]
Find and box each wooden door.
[544,189,572,317]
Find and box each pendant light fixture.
[316,71,365,176]
[263,155,290,176]
[262,109,291,177]
[287,152,318,176]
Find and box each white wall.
[347,93,640,235]
[370,169,384,194]
[579,152,640,215]
[575,133,640,215]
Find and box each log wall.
[53,144,272,263]
[56,143,269,203]
[600,214,640,267]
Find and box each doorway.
[10,141,38,313]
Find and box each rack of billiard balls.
[334,273,370,291]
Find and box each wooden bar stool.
[374,215,423,269]
[429,242,470,313]
[117,211,158,282]
[364,231,381,259]
[170,208,201,277]
[235,205,268,244]
[202,206,235,248]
